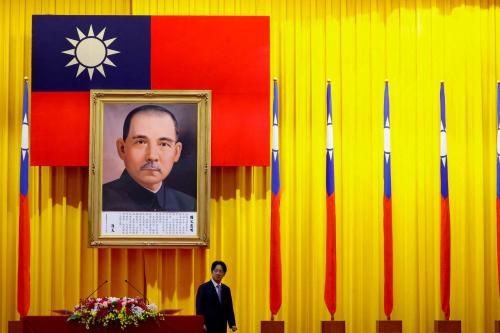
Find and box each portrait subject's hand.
[203,324,207,332]
[231,325,238,331]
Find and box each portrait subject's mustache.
[140,161,161,171]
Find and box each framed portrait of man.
[88,90,210,248]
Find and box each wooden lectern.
[434,320,461,333]
[376,320,402,332]
[321,320,345,333]
[495,320,500,333]
[261,320,284,333]
[8,321,22,333]
[21,315,203,333]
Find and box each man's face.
[117,111,182,191]
[211,265,226,284]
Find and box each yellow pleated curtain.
[1,0,499,332]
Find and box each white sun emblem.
[62,25,119,80]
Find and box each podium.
[261,320,284,333]
[434,320,461,333]
[8,321,22,333]
[21,315,204,333]
[376,320,402,332]
[321,320,345,333]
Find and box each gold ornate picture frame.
[88,90,210,248]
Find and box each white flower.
[131,305,144,317]
[147,304,158,312]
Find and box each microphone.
[125,279,149,304]
[84,280,108,299]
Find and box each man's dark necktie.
[216,285,222,303]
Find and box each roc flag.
[18,78,30,316]
[383,81,393,319]
[324,81,337,318]
[270,79,282,318]
[440,82,451,320]
[31,15,270,166]
[496,81,500,295]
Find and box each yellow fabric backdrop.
[0,0,499,332]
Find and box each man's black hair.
[211,260,227,273]
[122,104,179,141]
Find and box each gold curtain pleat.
[1,0,499,332]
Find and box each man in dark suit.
[196,261,237,333]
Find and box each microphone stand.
[84,280,109,299]
[125,279,149,304]
[52,280,108,316]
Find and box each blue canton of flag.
[32,15,151,91]
[384,82,391,199]
[326,82,334,196]
[440,83,449,199]
[272,80,280,195]
[20,80,29,196]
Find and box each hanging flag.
[496,81,500,295]
[31,15,270,166]
[383,81,393,319]
[440,81,451,320]
[18,77,30,316]
[324,81,337,319]
[270,79,282,318]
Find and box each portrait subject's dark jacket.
[102,170,196,211]
[196,281,236,333]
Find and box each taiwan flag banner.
[440,82,451,320]
[383,81,393,320]
[324,81,337,319]
[31,15,270,166]
[270,79,282,318]
[18,78,30,317]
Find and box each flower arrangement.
[68,297,163,330]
